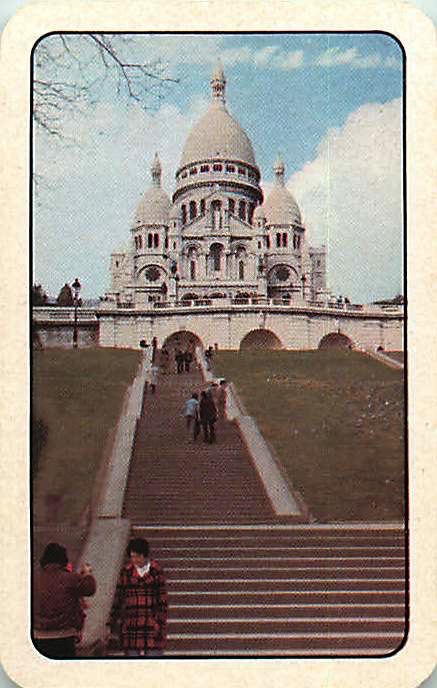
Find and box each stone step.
[167,618,405,635]
[164,567,405,580]
[163,633,405,653]
[169,591,405,605]
[167,579,405,593]
[131,525,405,539]
[149,540,405,566]
[169,603,405,619]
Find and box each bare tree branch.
[33,34,180,140]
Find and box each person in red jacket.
[33,542,96,658]
[110,538,168,657]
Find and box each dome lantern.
[210,60,226,106]
[151,152,162,187]
[274,156,286,185]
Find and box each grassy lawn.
[33,348,142,524]
[213,349,405,523]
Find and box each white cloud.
[313,46,387,69]
[253,46,279,66]
[288,99,403,303]
[272,50,304,70]
[222,44,304,70]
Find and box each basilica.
[107,64,327,308]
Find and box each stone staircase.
[129,524,406,656]
[106,364,406,657]
[123,367,278,523]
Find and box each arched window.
[213,163,222,172]
[282,232,288,247]
[164,235,168,249]
[154,233,159,248]
[276,233,281,248]
[189,201,197,220]
[210,244,223,272]
[229,198,235,214]
[249,203,255,224]
[211,200,222,229]
[200,199,206,215]
[190,260,196,280]
[266,236,271,249]
[148,233,153,248]
[239,200,246,221]
[239,260,245,280]
[181,204,187,224]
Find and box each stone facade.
[106,64,327,309]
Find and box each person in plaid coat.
[110,538,168,657]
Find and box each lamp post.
[72,278,81,349]
[170,260,180,304]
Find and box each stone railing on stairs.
[75,347,152,655]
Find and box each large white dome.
[180,105,257,169]
[178,63,257,170]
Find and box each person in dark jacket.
[199,390,218,443]
[110,538,168,657]
[33,542,96,658]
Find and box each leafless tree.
[33,33,179,139]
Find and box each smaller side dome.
[263,158,302,226]
[135,154,171,226]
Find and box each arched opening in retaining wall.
[161,330,204,356]
[240,329,283,351]
[318,332,354,349]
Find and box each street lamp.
[72,277,81,349]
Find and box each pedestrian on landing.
[184,392,200,440]
[109,538,168,657]
[217,379,228,421]
[204,346,213,371]
[175,348,184,374]
[199,390,218,443]
[147,364,160,394]
[33,542,96,658]
[183,350,193,373]
[160,346,170,374]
